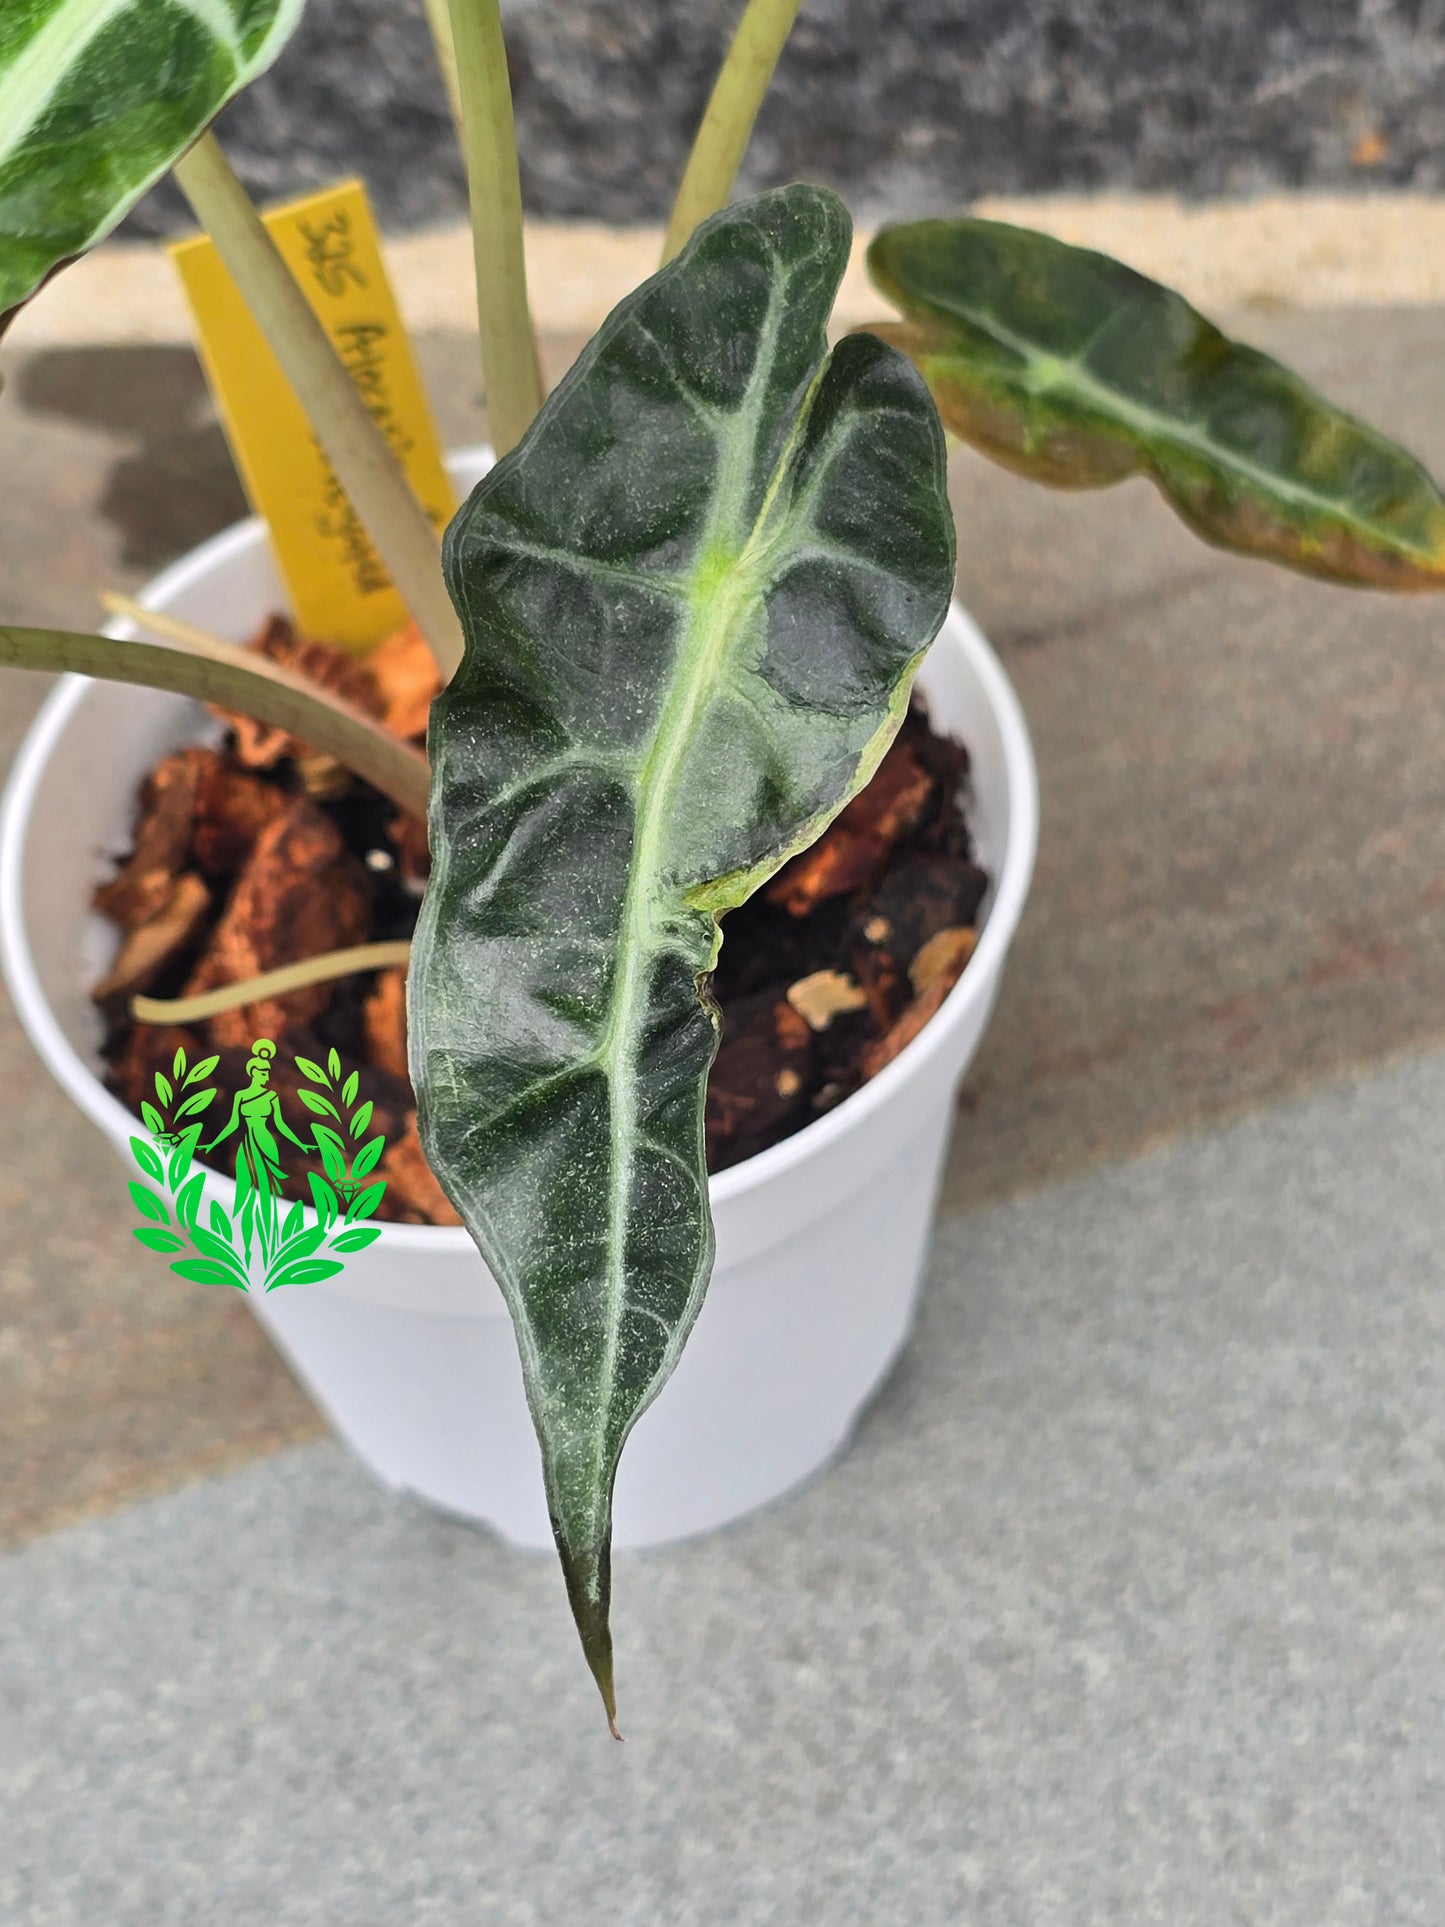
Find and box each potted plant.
[3,0,1444,1735]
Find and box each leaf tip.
[557,1535,621,1738]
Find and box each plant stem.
[98,591,254,656]
[445,0,545,455]
[0,623,431,820]
[660,0,804,265]
[422,0,466,140]
[131,941,413,1025]
[172,135,464,679]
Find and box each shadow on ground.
[15,346,248,569]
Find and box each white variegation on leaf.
[0,0,305,327]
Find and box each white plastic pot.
[1,449,1037,1550]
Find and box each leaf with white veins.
[410,185,955,1728]
[867,217,1445,589]
[0,0,304,328]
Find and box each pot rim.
[0,498,1038,1252]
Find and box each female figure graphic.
[204,1039,313,1264]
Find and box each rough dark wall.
[132,0,1445,234]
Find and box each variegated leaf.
[0,0,304,327]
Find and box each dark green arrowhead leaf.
[0,0,304,328]
[411,184,954,1729]
[868,217,1445,590]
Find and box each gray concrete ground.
[4,294,1445,1918]
[4,1050,1445,1925]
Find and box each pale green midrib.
[582,569,747,1551]
[0,0,249,170]
[925,292,1434,556]
[578,289,816,1561]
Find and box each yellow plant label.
[170,180,453,654]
